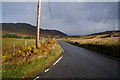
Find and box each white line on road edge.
[45,68,50,72]
[53,56,63,66]
[56,40,64,52]
[33,76,39,80]
[60,45,64,52]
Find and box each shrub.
[2,38,58,64]
[3,34,22,38]
[2,56,6,63]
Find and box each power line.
[113,21,115,30]
[48,0,54,37]
[48,0,54,27]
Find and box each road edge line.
[45,68,50,72]
[59,45,64,52]
[53,56,62,65]
[33,76,39,80]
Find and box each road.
[35,41,119,78]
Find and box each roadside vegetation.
[2,38,62,78]
[62,33,120,59]
[2,34,36,39]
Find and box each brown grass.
[70,37,119,46]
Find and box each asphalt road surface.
[36,41,120,78]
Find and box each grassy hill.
[62,30,120,59]
[88,30,120,37]
[2,23,67,38]
[68,30,120,38]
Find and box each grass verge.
[65,40,120,59]
[2,38,62,78]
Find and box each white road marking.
[60,45,64,52]
[56,40,64,52]
[53,56,63,65]
[33,76,39,80]
[45,68,50,72]
[61,47,64,52]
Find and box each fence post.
[25,41,27,47]
[13,43,15,54]
[25,41,27,63]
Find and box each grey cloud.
[2,2,118,35]
[40,2,118,35]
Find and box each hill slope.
[68,30,120,38]
[89,30,120,36]
[2,23,67,38]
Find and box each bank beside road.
[2,38,62,78]
[64,36,120,59]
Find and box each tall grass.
[65,36,120,59]
[2,38,62,78]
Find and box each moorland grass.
[64,36,120,59]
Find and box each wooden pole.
[36,0,41,48]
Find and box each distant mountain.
[85,30,120,38]
[68,30,120,38]
[88,30,120,36]
[2,23,67,38]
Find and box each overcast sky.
[2,2,118,35]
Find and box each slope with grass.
[2,38,62,78]
[63,30,120,59]
[2,23,67,38]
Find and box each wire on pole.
[48,0,55,37]
[48,0,54,26]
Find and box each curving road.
[35,41,120,78]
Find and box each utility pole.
[36,0,41,48]
[113,21,115,30]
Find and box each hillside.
[68,30,120,38]
[64,30,120,59]
[86,30,120,39]
[88,30,120,36]
[2,23,67,38]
